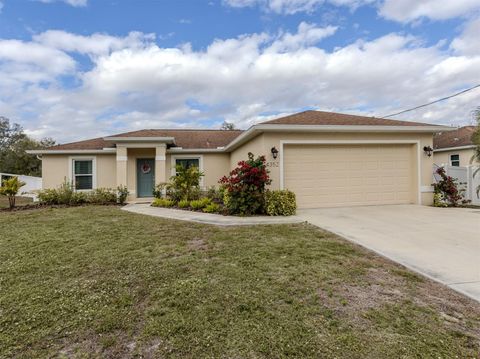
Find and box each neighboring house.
[27,110,451,209]
[433,126,478,167]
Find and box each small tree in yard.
[220,152,271,215]
[0,176,26,209]
[169,164,204,202]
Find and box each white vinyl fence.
[0,173,42,199]
[439,165,480,205]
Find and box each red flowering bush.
[219,152,271,215]
[433,167,465,207]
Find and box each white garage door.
[283,144,416,208]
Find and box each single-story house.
[28,110,452,208]
[433,126,478,167]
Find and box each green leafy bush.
[36,188,59,205]
[0,176,26,209]
[169,165,204,202]
[190,197,211,210]
[38,181,122,206]
[204,186,223,202]
[433,192,448,208]
[265,190,297,216]
[151,198,175,207]
[38,180,87,205]
[219,153,271,215]
[203,202,220,213]
[153,183,168,199]
[87,188,117,204]
[178,199,190,209]
[117,185,129,204]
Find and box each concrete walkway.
[298,205,480,302]
[122,203,304,226]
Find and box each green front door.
[137,158,155,198]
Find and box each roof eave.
[433,145,476,153]
[223,124,453,152]
[103,136,176,144]
[26,149,117,155]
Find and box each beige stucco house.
[28,111,452,209]
[433,126,478,167]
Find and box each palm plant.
[0,176,26,209]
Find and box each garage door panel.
[284,144,416,208]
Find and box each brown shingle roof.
[260,110,435,126]
[48,129,244,150]
[433,126,476,150]
[45,110,444,151]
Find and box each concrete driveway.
[298,205,480,302]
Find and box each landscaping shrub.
[87,188,117,205]
[37,180,87,205]
[37,188,59,205]
[117,185,129,204]
[38,181,125,206]
[205,186,223,202]
[168,165,204,202]
[433,167,466,207]
[151,198,175,207]
[178,199,190,209]
[265,190,297,216]
[219,152,271,215]
[0,176,26,209]
[190,197,211,210]
[153,183,168,199]
[203,202,220,213]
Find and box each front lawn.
[1,207,479,358]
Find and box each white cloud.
[0,2,4,14]
[450,17,480,56]
[224,0,480,22]
[36,0,87,7]
[1,21,480,143]
[379,0,480,23]
[223,0,373,14]
[33,30,155,57]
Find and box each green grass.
[0,195,33,209]
[1,206,479,358]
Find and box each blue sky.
[0,0,479,142]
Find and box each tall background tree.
[0,116,55,177]
[220,121,236,130]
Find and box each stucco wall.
[433,148,476,167]
[229,133,265,168]
[41,154,116,189]
[41,155,69,189]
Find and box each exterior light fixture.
[271,147,279,159]
[423,145,433,157]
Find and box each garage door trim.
[279,140,421,205]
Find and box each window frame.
[69,156,97,191]
[170,155,204,187]
[450,154,460,167]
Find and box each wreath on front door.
[141,162,151,174]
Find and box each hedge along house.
[28,111,452,209]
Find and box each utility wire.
[380,83,480,118]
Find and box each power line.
[380,83,480,118]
